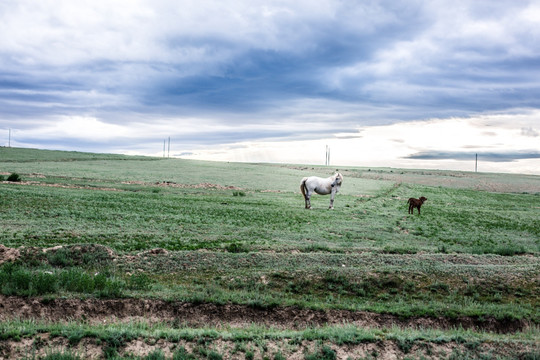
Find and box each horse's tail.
[407,198,412,205]
[300,177,308,199]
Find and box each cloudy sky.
[1,0,540,174]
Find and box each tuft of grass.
[225,242,250,253]
[471,244,527,256]
[145,350,167,360]
[40,352,82,360]
[207,351,223,360]
[305,345,337,360]
[173,347,197,360]
[126,273,153,291]
[7,172,22,182]
[47,248,74,267]
[0,263,126,297]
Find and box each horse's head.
[331,173,343,188]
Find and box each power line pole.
[8,128,11,147]
[168,137,170,158]
[475,153,478,172]
[163,139,166,158]
[328,147,330,166]
[325,145,330,166]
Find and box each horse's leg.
[329,189,336,209]
[305,189,311,209]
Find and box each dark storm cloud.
[0,0,539,157]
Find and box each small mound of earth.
[0,244,117,266]
[43,243,116,259]
[0,245,20,264]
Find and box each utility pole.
[8,128,11,147]
[475,153,478,172]
[328,147,330,166]
[168,137,170,158]
[325,145,331,166]
[163,140,166,158]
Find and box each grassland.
[0,147,539,359]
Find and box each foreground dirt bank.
[1,334,536,360]
[0,295,528,334]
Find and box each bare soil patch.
[8,180,122,192]
[154,181,242,190]
[0,245,20,265]
[0,331,535,360]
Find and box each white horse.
[300,173,343,209]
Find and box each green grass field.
[0,147,539,359]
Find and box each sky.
[1,0,540,174]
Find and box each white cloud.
[521,127,539,137]
[181,111,540,174]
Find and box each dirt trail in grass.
[0,295,527,334]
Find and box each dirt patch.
[0,333,535,360]
[6,179,242,192]
[0,295,528,334]
[154,181,242,190]
[0,245,20,264]
[40,244,117,263]
[9,181,123,192]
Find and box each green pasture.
[0,147,539,358]
[1,148,538,255]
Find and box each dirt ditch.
[0,244,533,334]
[0,295,528,334]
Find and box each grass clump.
[305,345,337,360]
[6,172,22,182]
[225,242,250,253]
[173,347,197,360]
[41,352,82,360]
[0,263,125,298]
[47,248,74,267]
[126,273,153,291]
[0,263,57,296]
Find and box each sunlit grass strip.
[0,319,538,345]
[0,320,540,345]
